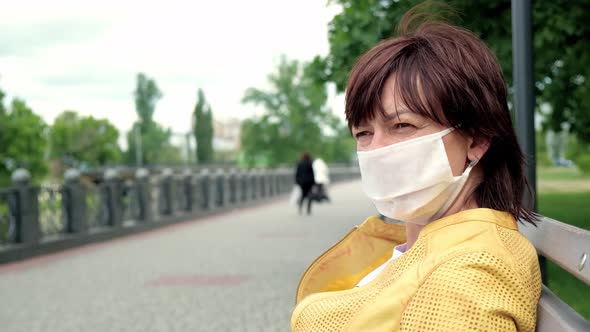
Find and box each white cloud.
[0,0,344,143]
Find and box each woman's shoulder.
[429,227,541,298]
[423,213,540,282]
[403,242,541,332]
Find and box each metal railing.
[0,166,360,263]
[0,188,17,246]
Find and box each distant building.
[213,118,241,152]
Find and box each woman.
[312,157,330,202]
[295,152,315,215]
[291,6,541,332]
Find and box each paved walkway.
[0,180,376,332]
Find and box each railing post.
[266,170,274,197]
[198,169,215,210]
[190,170,200,213]
[183,169,193,213]
[222,170,231,207]
[214,169,223,208]
[228,168,237,205]
[104,169,123,228]
[160,168,173,216]
[263,169,271,198]
[256,169,263,199]
[215,168,228,208]
[281,168,291,193]
[286,168,293,192]
[259,169,267,199]
[11,168,39,245]
[287,168,293,192]
[272,169,280,196]
[240,169,249,203]
[268,169,275,197]
[135,168,152,223]
[63,168,87,234]
[206,169,215,210]
[197,169,208,210]
[277,168,285,194]
[276,168,284,194]
[249,169,258,201]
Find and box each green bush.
[565,134,590,174]
[576,154,590,174]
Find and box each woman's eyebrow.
[383,109,412,120]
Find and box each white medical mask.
[357,128,477,225]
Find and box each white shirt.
[355,244,406,287]
[312,158,330,184]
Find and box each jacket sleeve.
[400,251,538,332]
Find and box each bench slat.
[536,285,590,332]
[519,216,590,286]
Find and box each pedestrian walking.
[294,152,315,215]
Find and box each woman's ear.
[467,136,490,162]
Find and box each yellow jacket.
[291,208,541,331]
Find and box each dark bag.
[310,185,327,202]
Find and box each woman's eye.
[354,131,370,139]
[393,123,414,129]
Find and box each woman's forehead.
[353,108,424,128]
[380,75,416,112]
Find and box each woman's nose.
[368,131,395,151]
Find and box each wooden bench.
[519,216,590,331]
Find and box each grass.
[537,166,590,320]
[537,166,589,181]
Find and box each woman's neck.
[405,223,424,249]
[405,166,483,249]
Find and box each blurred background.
[0,0,589,330]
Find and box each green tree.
[0,87,7,181]
[126,121,181,165]
[134,73,162,124]
[0,87,5,113]
[0,95,47,185]
[126,73,180,165]
[240,55,354,167]
[48,111,121,169]
[322,0,590,142]
[192,89,214,162]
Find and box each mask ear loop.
[433,157,479,221]
[464,158,478,171]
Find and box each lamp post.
[185,132,192,165]
[512,0,544,282]
[511,0,537,208]
[134,123,143,167]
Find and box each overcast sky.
[0,0,343,145]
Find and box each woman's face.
[351,76,473,177]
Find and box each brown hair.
[345,4,537,224]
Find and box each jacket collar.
[357,216,406,243]
[420,208,517,236]
[358,208,517,242]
